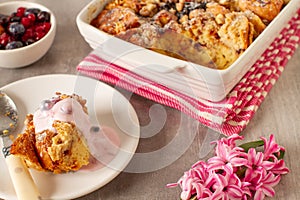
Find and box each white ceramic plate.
[0,74,140,200]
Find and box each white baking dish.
[76,0,299,102]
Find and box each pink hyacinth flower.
[253,170,281,200]
[244,148,275,182]
[261,134,282,160]
[217,134,244,149]
[270,159,289,175]
[168,161,213,200]
[208,142,248,172]
[211,172,244,200]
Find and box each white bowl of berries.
[0,1,56,68]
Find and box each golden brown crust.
[35,129,57,172]
[243,10,266,37]
[238,0,284,22]
[10,114,44,171]
[91,6,140,35]
[218,12,254,52]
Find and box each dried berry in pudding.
[0,7,51,50]
[159,1,207,19]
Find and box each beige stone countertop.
[0,0,299,199]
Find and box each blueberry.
[9,16,21,23]
[40,99,54,111]
[90,126,101,133]
[160,2,176,11]
[8,22,25,37]
[0,14,9,27]
[24,38,35,46]
[37,11,51,22]
[24,8,41,17]
[5,41,23,49]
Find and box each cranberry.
[22,28,34,41]
[35,25,44,33]
[43,22,51,32]
[0,33,13,46]
[34,31,45,41]
[27,13,36,23]
[16,7,26,17]
[0,35,9,46]
[21,17,31,28]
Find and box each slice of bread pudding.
[10,93,90,174]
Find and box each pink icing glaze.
[33,98,91,135]
[82,126,121,171]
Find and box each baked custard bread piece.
[35,120,90,174]
[10,93,91,174]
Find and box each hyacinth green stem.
[239,139,285,160]
[239,140,264,152]
[278,149,285,160]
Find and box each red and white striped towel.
[77,9,300,136]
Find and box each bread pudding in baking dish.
[90,0,288,69]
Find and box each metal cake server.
[0,91,41,200]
